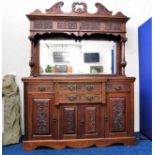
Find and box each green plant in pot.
[45,65,52,73]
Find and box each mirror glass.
[39,40,116,74]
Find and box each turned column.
[121,38,127,76]
[28,36,35,76]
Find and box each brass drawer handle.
[52,117,58,123]
[68,85,76,91]
[39,86,46,91]
[80,120,85,126]
[86,85,94,91]
[68,95,77,101]
[86,95,95,101]
[115,86,121,90]
[104,112,108,121]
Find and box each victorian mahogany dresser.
[22,1,136,150]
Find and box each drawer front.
[58,83,101,93]
[80,94,102,103]
[59,83,77,92]
[77,83,101,92]
[59,94,79,103]
[27,83,54,92]
[58,94,101,103]
[106,83,130,92]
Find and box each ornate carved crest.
[72,2,87,14]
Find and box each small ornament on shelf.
[45,65,52,73]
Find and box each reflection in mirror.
[39,40,116,74]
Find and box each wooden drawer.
[59,94,79,103]
[77,83,101,92]
[58,94,101,103]
[58,83,77,92]
[80,94,102,103]
[106,83,130,92]
[58,83,101,93]
[27,83,54,92]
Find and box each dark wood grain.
[22,1,135,150]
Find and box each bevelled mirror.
[39,40,116,75]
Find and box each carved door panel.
[79,104,103,138]
[106,93,130,137]
[28,94,58,139]
[59,105,78,139]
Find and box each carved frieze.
[80,22,100,30]
[57,22,77,29]
[33,20,53,29]
[105,22,122,31]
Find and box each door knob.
[52,117,58,123]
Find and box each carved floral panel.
[111,97,125,132]
[85,107,96,133]
[63,107,76,134]
[32,99,50,135]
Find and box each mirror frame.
[27,1,129,77]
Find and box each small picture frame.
[55,65,68,73]
[90,66,103,73]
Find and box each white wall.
[2,0,151,134]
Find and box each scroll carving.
[72,2,87,14]
[111,98,125,132]
[46,1,64,14]
[95,3,112,15]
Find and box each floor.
[2,133,152,155]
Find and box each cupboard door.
[79,104,103,138]
[106,93,129,137]
[60,106,78,139]
[28,94,58,139]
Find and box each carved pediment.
[46,1,64,14]
[114,12,128,18]
[95,3,112,15]
[29,9,43,15]
[27,2,129,40]
[28,1,129,20]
